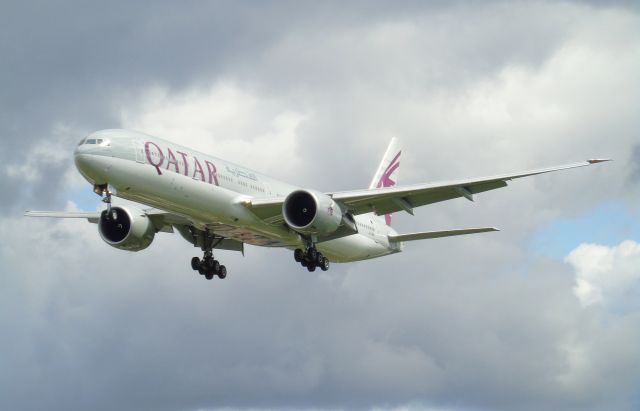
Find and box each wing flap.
[389,227,499,242]
[215,238,244,252]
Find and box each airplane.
[25,129,610,280]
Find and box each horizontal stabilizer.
[388,227,499,242]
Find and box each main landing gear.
[191,252,227,280]
[294,246,330,272]
[190,229,227,280]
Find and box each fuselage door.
[133,140,145,163]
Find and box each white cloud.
[566,240,640,307]
[3,2,640,411]
[119,82,307,180]
[5,123,78,184]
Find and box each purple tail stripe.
[376,151,401,226]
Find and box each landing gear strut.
[95,184,115,219]
[294,242,330,272]
[190,229,227,280]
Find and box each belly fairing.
[316,234,395,263]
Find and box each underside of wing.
[135,208,279,249]
[241,197,285,225]
[142,208,191,231]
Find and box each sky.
[1,1,639,410]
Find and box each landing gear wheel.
[307,264,316,272]
[320,257,330,271]
[189,228,232,281]
[315,252,324,266]
[301,260,308,267]
[294,248,304,262]
[205,258,220,274]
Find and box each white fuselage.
[74,129,401,263]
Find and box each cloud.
[4,216,640,411]
[630,144,640,184]
[566,240,640,307]
[2,2,640,411]
[120,83,307,180]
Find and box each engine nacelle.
[283,189,342,236]
[98,206,156,251]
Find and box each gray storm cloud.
[630,145,640,184]
[1,1,639,411]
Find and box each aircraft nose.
[74,135,113,184]
[74,150,109,185]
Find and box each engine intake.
[99,206,156,251]
[283,190,342,236]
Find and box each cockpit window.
[79,137,110,146]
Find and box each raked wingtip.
[587,158,613,164]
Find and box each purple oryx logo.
[376,151,400,225]
[376,151,401,189]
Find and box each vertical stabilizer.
[369,137,401,225]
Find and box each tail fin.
[369,137,402,225]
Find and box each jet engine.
[283,189,342,236]
[98,206,156,251]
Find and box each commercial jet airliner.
[25,129,609,280]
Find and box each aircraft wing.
[331,159,610,216]
[245,159,609,222]
[24,209,177,233]
[24,210,102,223]
[24,208,248,251]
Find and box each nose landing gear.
[94,184,115,219]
